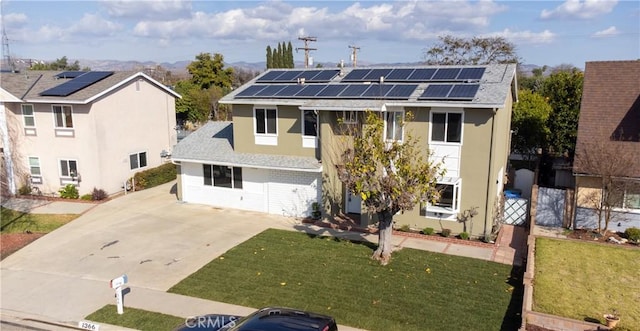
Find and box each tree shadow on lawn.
[501,265,524,330]
[293,223,378,250]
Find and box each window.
[614,183,640,210]
[203,164,243,189]
[53,105,73,128]
[255,108,277,134]
[22,104,35,127]
[385,111,404,141]
[426,178,461,213]
[29,157,41,176]
[129,152,147,170]
[60,159,78,178]
[340,111,358,124]
[303,110,317,137]
[431,112,462,143]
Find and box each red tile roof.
[574,60,640,178]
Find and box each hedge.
[133,162,177,190]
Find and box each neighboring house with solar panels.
[171,64,517,238]
[0,70,180,197]
[573,60,640,231]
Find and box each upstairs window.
[129,152,147,170]
[29,157,41,176]
[431,112,462,143]
[22,104,35,127]
[303,110,317,137]
[339,111,358,124]
[53,105,74,128]
[203,164,243,189]
[255,108,277,135]
[385,111,404,141]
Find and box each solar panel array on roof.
[256,69,340,83]
[418,84,480,100]
[341,67,484,82]
[236,83,418,99]
[41,71,115,97]
[55,71,86,79]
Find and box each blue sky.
[1,0,639,68]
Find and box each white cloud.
[0,12,28,28]
[592,26,619,37]
[541,0,618,20]
[101,0,192,20]
[489,29,556,44]
[69,14,123,37]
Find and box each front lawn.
[0,207,78,233]
[86,305,183,331]
[534,237,640,329]
[169,229,521,331]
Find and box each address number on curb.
[78,321,100,331]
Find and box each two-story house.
[0,70,180,196]
[171,64,517,238]
[573,60,640,231]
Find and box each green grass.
[168,229,521,331]
[534,237,640,329]
[86,305,183,331]
[0,207,78,233]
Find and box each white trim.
[85,72,181,103]
[171,158,322,173]
[429,110,464,145]
[254,106,278,146]
[52,104,74,129]
[301,110,318,149]
[21,104,36,128]
[58,158,79,185]
[129,151,148,171]
[384,110,404,142]
[426,177,462,214]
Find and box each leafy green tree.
[540,67,583,156]
[518,65,548,93]
[337,111,444,265]
[186,53,233,90]
[286,41,294,68]
[424,35,519,65]
[511,89,552,159]
[30,56,86,71]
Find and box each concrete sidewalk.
[1,183,524,331]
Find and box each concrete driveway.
[0,182,304,327]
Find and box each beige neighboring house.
[172,65,517,239]
[0,70,180,196]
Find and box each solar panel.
[274,84,305,97]
[457,67,485,81]
[408,68,436,81]
[274,70,304,81]
[432,68,461,81]
[361,84,394,97]
[308,69,340,82]
[56,71,85,79]
[386,68,415,81]
[385,84,418,98]
[447,84,480,99]
[295,84,327,97]
[339,84,370,97]
[341,69,371,81]
[256,70,286,82]
[236,85,268,97]
[254,84,288,96]
[316,84,348,97]
[418,84,454,99]
[364,69,393,81]
[40,71,114,97]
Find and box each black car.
[174,307,338,331]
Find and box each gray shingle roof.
[220,63,517,109]
[171,121,322,172]
[0,70,180,103]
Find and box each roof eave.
[171,157,323,173]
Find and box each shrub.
[398,224,411,232]
[133,162,177,190]
[91,187,108,201]
[422,227,435,235]
[624,227,640,243]
[58,184,79,199]
[459,232,470,240]
[441,228,451,237]
[80,194,93,200]
[18,184,31,196]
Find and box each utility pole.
[348,45,360,68]
[296,36,317,68]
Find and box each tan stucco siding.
[231,104,315,157]
[575,176,602,207]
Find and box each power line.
[296,36,317,68]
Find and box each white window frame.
[28,156,43,184]
[384,110,404,142]
[22,104,37,136]
[203,164,243,189]
[429,111,463,145]
[52,105,74,128]
[302,110,318,148]
[613,182,640,213]
[254,106,278,146]
[129,151,148,170]
[426,178,461,215]
[58,159,79,185]
[341,111,358,124]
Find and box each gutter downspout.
[483,108,497,240]
[0,102,16,195]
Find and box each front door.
[346,190,362,214]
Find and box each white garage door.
[267,169,321,217]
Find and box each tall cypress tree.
[277,42,284,68]
[266,46,272,69]
[287,41,294,68]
